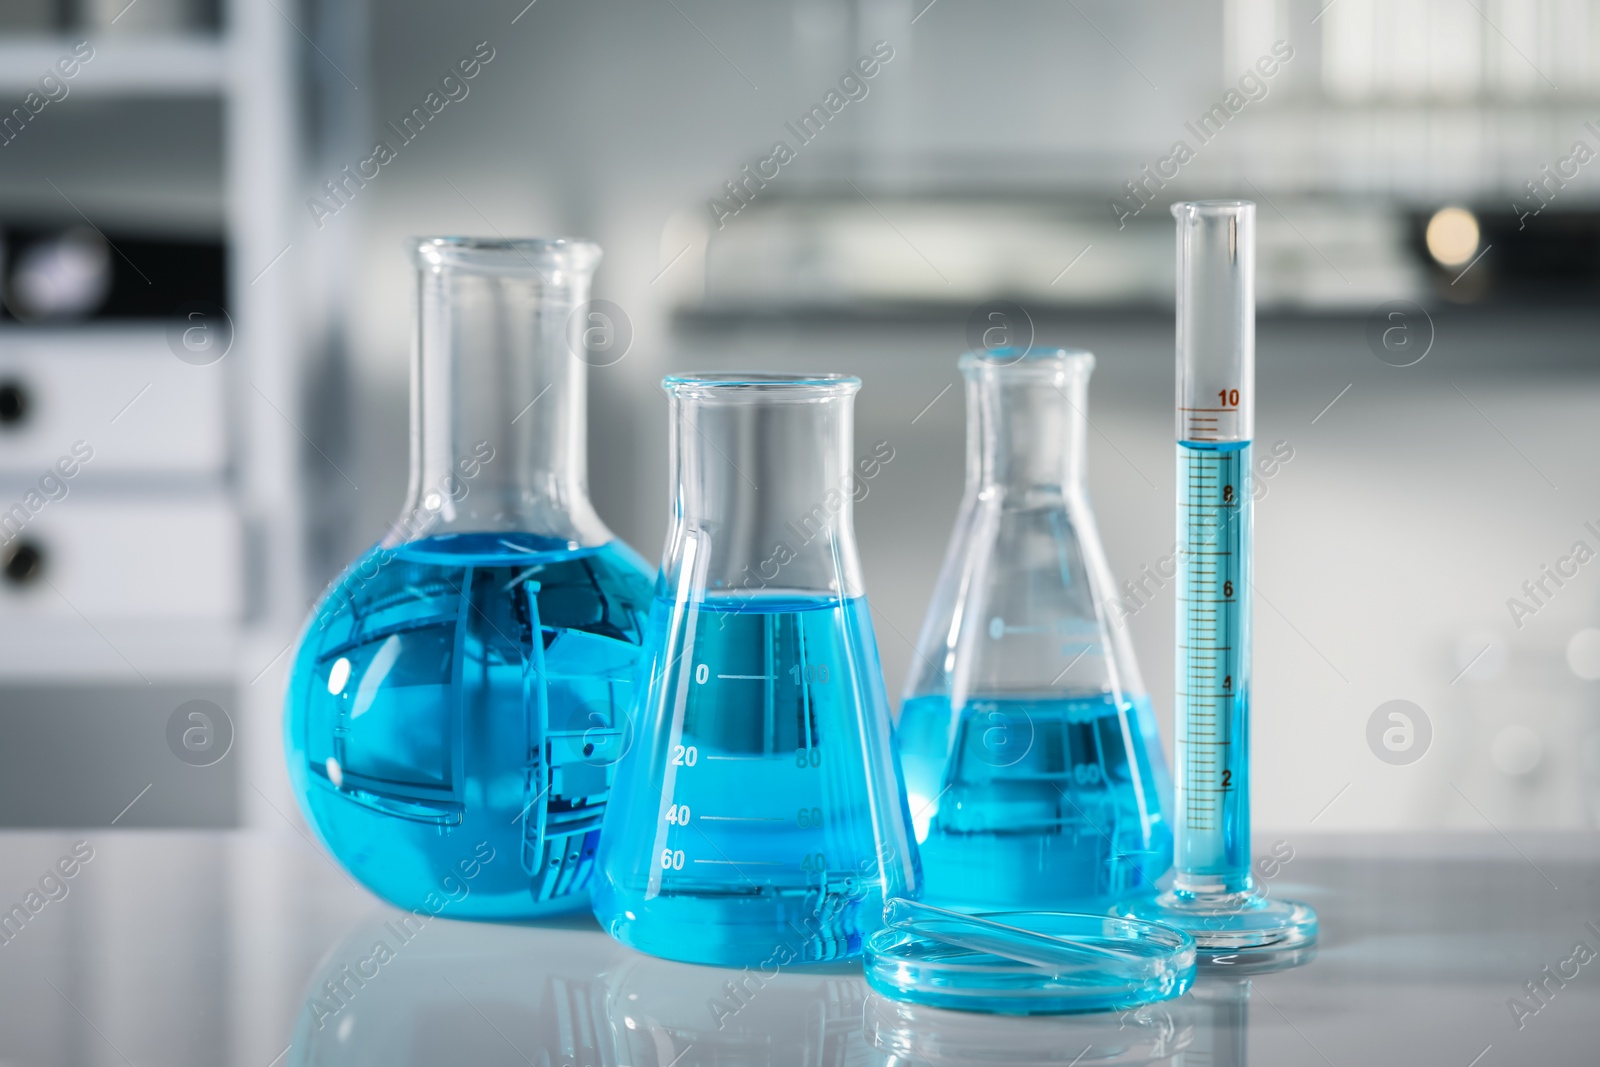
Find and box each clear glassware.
[897,347,1173,910]
[283,237,654,919]
[593,373,921,966]
[1117,201,1316,961]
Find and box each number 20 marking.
[671,745,698,766]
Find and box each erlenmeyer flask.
[593,373,920,966]
[898,348,1172,910]
[283,237,654,919]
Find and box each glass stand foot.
[1115,889,1317,966]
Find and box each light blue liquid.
[594,593,919,966]
[897,693,1172,910]
[1175,440,1252,891]
[1114,436,1315,954]
[284,532,653,919]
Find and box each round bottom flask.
[284,238,652,919]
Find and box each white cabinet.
[0,329,229,476]
[0,495,241,619]
[0,4,308,829]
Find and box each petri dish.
[864,907,1195,1015]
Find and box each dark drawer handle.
[0,379,28,427]
[3,540,45,587]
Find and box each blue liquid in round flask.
[898,348,1173,911]
[284,237,653,919]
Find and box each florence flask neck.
[390,237,612,549]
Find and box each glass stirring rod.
[883,899,1151,969]
[1117,201,1316,962]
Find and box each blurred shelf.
[684,194,1423,314]
[0,35,225,96]
[0,619,240,682]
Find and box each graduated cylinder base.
[1116,886,1317,962]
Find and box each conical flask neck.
[661,375,866,602]
[391,238,611,548]
[906,349,1143,703]
[965,352,1091,497]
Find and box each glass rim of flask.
[1171,198,1253,217]
[408,235,601,273]
[662,371,860,400]
[960,346,1094,377]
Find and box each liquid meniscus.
[897,693,1172,909]
[284,532,653,919]
[594,593,918,966]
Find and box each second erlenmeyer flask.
[593,373,920,966]
[898,348,1172,910]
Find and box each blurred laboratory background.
[1,0,1598,837]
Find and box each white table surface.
[0,830,1595,1066]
